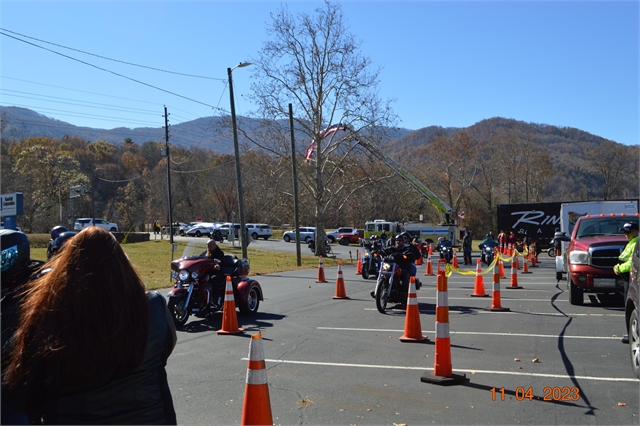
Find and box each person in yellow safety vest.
[614,221,638,344]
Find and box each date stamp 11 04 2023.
[491,386,580,401]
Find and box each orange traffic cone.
[355,251,362,275]
[484,262,510,312]
[217,276,244,335]
[241,332,273,426]
[522,256,531,274]
[316,256,328,283]
[399,277,428,343]
[428,243,433,255]
[506,260,522,289]
[333,262,349,299]
[471,259,488,297]
[425,253,434,276]
[530,251,537,267]
[499,257,506,279]
[514,252,520,270]
[452,248,458,268]
[415,251,423,266]
[421,261,466,385]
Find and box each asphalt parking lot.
[164,254,638,425]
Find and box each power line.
[0,30,217,109]
[0,28,225,82]
[1,104,164,128]
[1,90,162,117]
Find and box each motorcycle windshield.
[180,241,209,258]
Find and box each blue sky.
[1,1,638,145]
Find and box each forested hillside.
[1,108,637,236]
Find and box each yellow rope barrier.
[444,246,530,277]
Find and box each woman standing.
[3,227,177,424]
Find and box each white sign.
[0,193,20,216]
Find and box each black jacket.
[5,291,177,425]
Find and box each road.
[163,245,638,425]
[172,234,360,261]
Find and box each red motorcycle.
[167,245,263,328]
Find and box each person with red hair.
[2,227,177,424]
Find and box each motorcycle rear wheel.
[548,248,556,257]
[168,295,190,327]
[239,285,260,316]
[375,279,390,314]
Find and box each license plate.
[593,278,617,287]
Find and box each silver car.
[283,227,316,243]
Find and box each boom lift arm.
[356,137,456,225]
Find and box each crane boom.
[357,138,456,224]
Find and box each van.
[246,223,272,240]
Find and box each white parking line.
[429,297,569,302]
[242,358,638,383]
[362,308,623,317]
[317,327,622,339]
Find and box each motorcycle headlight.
[569,250,590,265]
[364,252,370,258]
[382,263,392,271]
[191,271,199,279]
[178,269,190,281]
[171,270,178,280]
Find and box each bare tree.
[586,140,633,200]
[248,1,398,255]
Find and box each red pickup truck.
[560,214,639,305]
[337,230,364,246]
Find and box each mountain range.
[0,105,616,157]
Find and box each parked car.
[185,223,214,237]
[161,222,190,236]
[246,223,273,240]
[74,218,118,232]
[625,236,639,378]
[326,227,357,243]
[218,223,240,240]
[176,222,190,236]
[283,227,316,243]
[337,230,365,246]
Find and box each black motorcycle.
[308,237,331,254]
[361,238,384,280]
[373,252,409,314]
[209,229,224,243]
[438,240,454,264]
[480,244,496,266]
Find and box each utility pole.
[164,106,174,245]
[289,103,301,266]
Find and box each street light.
[228,62,252,259]
[92,167,105,226]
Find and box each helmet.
[619,222,639,233]
[49,231,77,258]
[395,234,404,241]
[50,225,68,240]
[1,229,30,287]
[400,232,412,241]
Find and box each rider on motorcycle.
[47,231,78,260]
[478,233,499,264]
[392,233,420,290]
[46,225,68,259]
[201,239,225,309]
